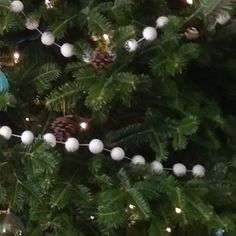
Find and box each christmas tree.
[0,0,236,235]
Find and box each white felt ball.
[21,131,34,145]
[41,32,55,46]
[132,155,146,165]
[60,43,74,57]
[10,0,24,13]
[173,163,187,177]
[25,18,39,30]
[43,133,56,147]
[151,161,163,174]
[65,137,79,152]
[142,27,157,41]
[0,126,12,140]
[125,39,138,52]
[89,139,104,154]
[156,16,169,28]
[111,147,125,161]
[192,165,205,178]
[217,13,230,25]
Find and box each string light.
[129,204,135,210]
[25,117,30,122]
[45,0,54,9]
[166,227,172,233]
[80,122,88,130]
[186,0,193,4]
[175,207,182,214]
[13,51,20,64]
[90,216,95,220]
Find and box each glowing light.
[103,34,109,41]
[129,204,135,209]
[90,215,95,220]
[80,122,88,130]
[25,117,30,122]
[175,207,182,214]
[13,51,20,64]
[45,0,54,9]
[186,0,193,4]
[166,227,172,233]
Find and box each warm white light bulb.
[166,227,172,233]
[80,122,88,130]
[175,207,182,214]
[45,0,54,8]
[129,204,135,210]
[25,117,30,122]
[90,215,95,220]
[13,51,20,64]
[186,0,193,4]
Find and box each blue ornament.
[0,70,9,92]
[216,228,225,236]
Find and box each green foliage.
[1,0,236,235]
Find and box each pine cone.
[91,48,114,70]
[51,116,78,141]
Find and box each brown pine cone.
[51,116,78,141]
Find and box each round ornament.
[151,161,163,174]
[10,0,24,13]
[60,43,74,57]
[0,210,24,235]
[110,147,125,161]
[216,13,230,25]
[25,18,39,30]
[132,155,146,165]
[43,133,56,147]
[184,27,199,40]
[0,126,12,140]
[156,16,169,28]
[65,137,79,152]
[173,163,187,177]
[41,32,55,46]
[192,164,205,178]
[89,139,104,154]
[142,27,157,41]
[21,131,34,145]
[0,71,9,92]
[125,39,138,52]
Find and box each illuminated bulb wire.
[13,52,20,64]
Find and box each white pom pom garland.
[125,39,138,52]
[25,18,39,30]
[89,139,104,154]
[156,16,169,28]
[173,163,187,177]
[132,155,146,165]
[65,138,79,152]
[111,147,125,161]
[43,133,57,147]
[10,0,24,13]
[21,131,34,145]
[151,161,163,174]
[41,32,55,46]
[0,126,12,140]
[0,125,205,178]
[60,43,74,57]
[142,27,157,41]
[192,164,205,177]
